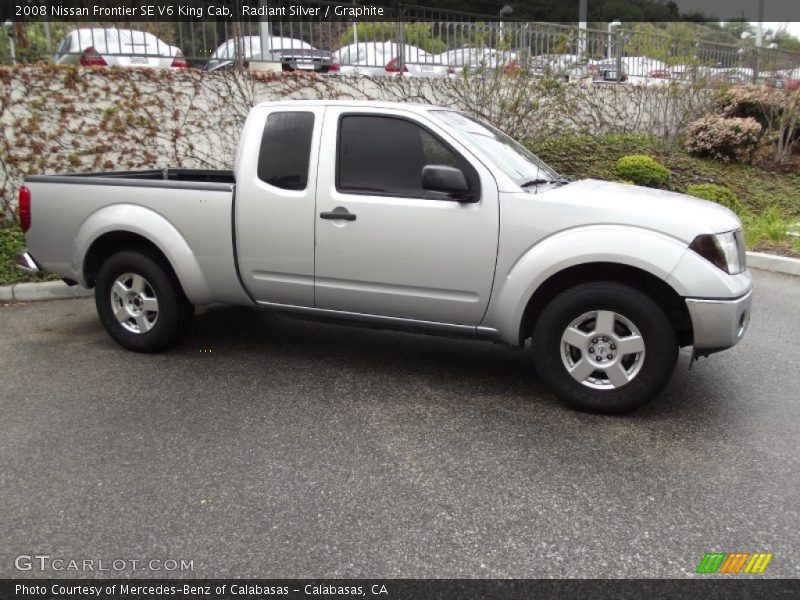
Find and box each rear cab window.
[257,111,315,190]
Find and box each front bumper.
[15,249,40,275]
[686,289,752,354]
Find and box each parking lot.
[1,268,798,578]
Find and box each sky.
[764,21,800,38]
[675,1,799,21]
[755,22,800,41]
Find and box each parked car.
[434,47,516,76]
[205,36,336,73]
[335,42,448,77]
[614,57,671,85]
[707,67,752,86]
[759,72,786,89]
[778,68,800,91]
[17,100,751,415]
[669,64,698,83]
[529,54,587,81]
[588,59,628,82]
[53,28,186,68]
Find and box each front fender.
[74,204,211,304]
[482,225,689,345]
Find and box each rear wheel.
[95,251,193,353]
[532,282,677,414]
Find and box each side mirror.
[421,164,474,201]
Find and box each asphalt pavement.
[1,269,798,578]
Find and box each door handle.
[320,209,356,221]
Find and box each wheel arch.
[518,262,693,348]
[84,231,182,293]
[75,204,210,304]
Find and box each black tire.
[95,250,194,353]
[532,282,677,415]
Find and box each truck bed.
[27,168,235,190]
[23,168,249,306]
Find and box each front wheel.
[95,251,193,353]
[532,282,678,414]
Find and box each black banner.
[3,579,800,600]
[3,0,800,23]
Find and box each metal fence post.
[753,47,760,84]
[259,0,272,64]
[397,3,405,71]
[43,21,52,57]
[615,29,623,83]
[2,22,16,65]
[233,0,244,70]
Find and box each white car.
[700,67,749,86]
[433,47,516,76]
[621,56,671,85]
[669,64,697,82]
[205,36,335,73]
[335,42,448,77]
[529,53,586,80]
[54,28,186,68]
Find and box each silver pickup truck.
[17,100,752,414]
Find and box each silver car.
[205,35,336,73]
[17,100,752,415]
[335,42,448,77]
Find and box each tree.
[337,23,446,54]
[770,27,800,53]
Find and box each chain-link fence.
[2,0,799,86]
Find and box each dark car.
[588,59,628,82]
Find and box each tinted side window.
[257,111,315,191]
[337,115,477,198]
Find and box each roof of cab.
[253,99,445,113]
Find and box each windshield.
[431,110,559,185]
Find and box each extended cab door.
[236,105,325,306]
[314,107,499,325]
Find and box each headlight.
[689,230,746,275]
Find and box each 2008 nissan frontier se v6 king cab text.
[16,100,752,414]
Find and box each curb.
[746,251,800,277]
[0,280,94,302]
[2,252,800,303]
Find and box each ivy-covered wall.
[0,65,712,223]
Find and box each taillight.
[503,60,519,74]
[171,50,188,68]
[79,47,107,67]
[385,57,408,73]
[329,61,340,72]
[18,186,31,233]
[447,66,456,75]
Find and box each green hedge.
[0,226,25,286]
[686,183,742,214]
[615,155,671,188]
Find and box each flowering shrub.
[714,85,787,125]
[615,155,671,187]
[685,183,741,213]
[711,85,800,162]
[684,114,762,162]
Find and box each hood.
[533,179,741,242]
